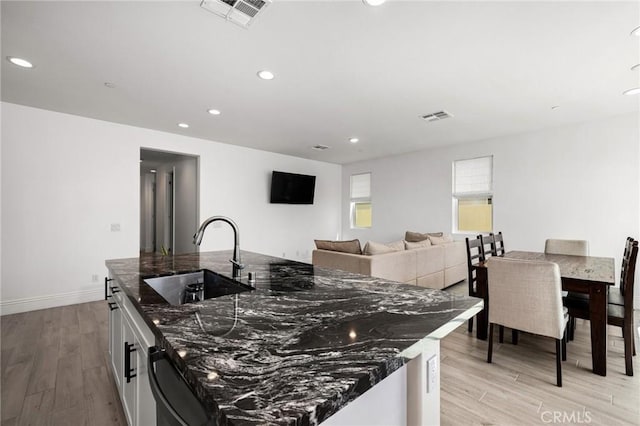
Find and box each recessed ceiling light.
[7,56,33,68]
[631,64,640,71]
[150,169,157,173]
[349,137,359,143]
[257,70,275,80]
[207,109,221,115]
[631,26,640,36]
[623,87,640,96]
[363,0,386,5]
[177,122,189,128]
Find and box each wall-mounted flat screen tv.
[270,171,316,204]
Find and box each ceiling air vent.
[312,145,330,151]
[421,110,453,123]
[200,0,271,28]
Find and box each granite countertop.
[106,250,482,425]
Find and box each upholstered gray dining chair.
[486,257,568,386]
[544,239,589,256]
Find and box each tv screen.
[270,171,316,204]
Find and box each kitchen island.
[106,250,482,425]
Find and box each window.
[350,173,372,228]
[453,156,493,233]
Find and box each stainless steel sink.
[144,270,252,305]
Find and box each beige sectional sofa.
[312,239,467,290]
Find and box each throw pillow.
[428,234,454,245]
[386,240,406,251]
[405,231,444,242]
[404,239,432,250]
[363,241,395,255]
[314,239,362,254]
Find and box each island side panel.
[321,338,440,426]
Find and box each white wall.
[1,102,341,314]
[342,113,640,305]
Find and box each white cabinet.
[107,276,156,426]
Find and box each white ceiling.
[2,1,639,164]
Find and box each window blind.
[453,156,493,195]
[350,173,371,199]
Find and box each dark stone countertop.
[106,250,482,425]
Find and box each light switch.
[426,355,438,393]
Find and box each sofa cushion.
[314,239,362,254]
[405,231,443,242]
[404,240,432,250]
[363,240,402,255]
[428,234,454,245]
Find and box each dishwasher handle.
[148,346,215,426]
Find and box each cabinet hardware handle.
[124,342,137,383]
[104,277,114,300]
[108,302,118,311]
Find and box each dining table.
[474,251,615,376]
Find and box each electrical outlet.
[91,274,99,282]
[110,223,121,232]
[426,355,438,393]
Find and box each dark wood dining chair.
[465,235,485,333]
[481,234,497,258]
[491,231,505,256]
[486,257,568,387]
[564,239,638,376]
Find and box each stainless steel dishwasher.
[148,346,216,426]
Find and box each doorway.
[140,149,199,255]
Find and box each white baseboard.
[0,288,104,316]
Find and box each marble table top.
[106,250,482,425]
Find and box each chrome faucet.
[193,216,244,278]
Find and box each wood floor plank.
[80,332,103,371]
[1,361,32,421]
[17,389,55,426]
[25,343,59,395]
[52,352,84,411]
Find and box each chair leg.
[623,321,634,376]
[556,338,563,387]
[562,331,567,362]
[487,323,495,363]
[512,329,519,345]
[567,317,575,341]
[499,325,504,343]
[468,317,473,333]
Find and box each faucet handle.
[230,259,245,270]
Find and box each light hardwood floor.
[1,301,126,426]
[1,296,638,425]
[442,282,640,426]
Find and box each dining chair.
[544,239,589,256]
[486,257,568,387]
[564,239,638,376]
[491,231,505,256]
[481,234,497,258]
[465,235,485,333]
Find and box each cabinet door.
[109,298,123,390]
[135,343,157,426]
[122,316,137,426]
